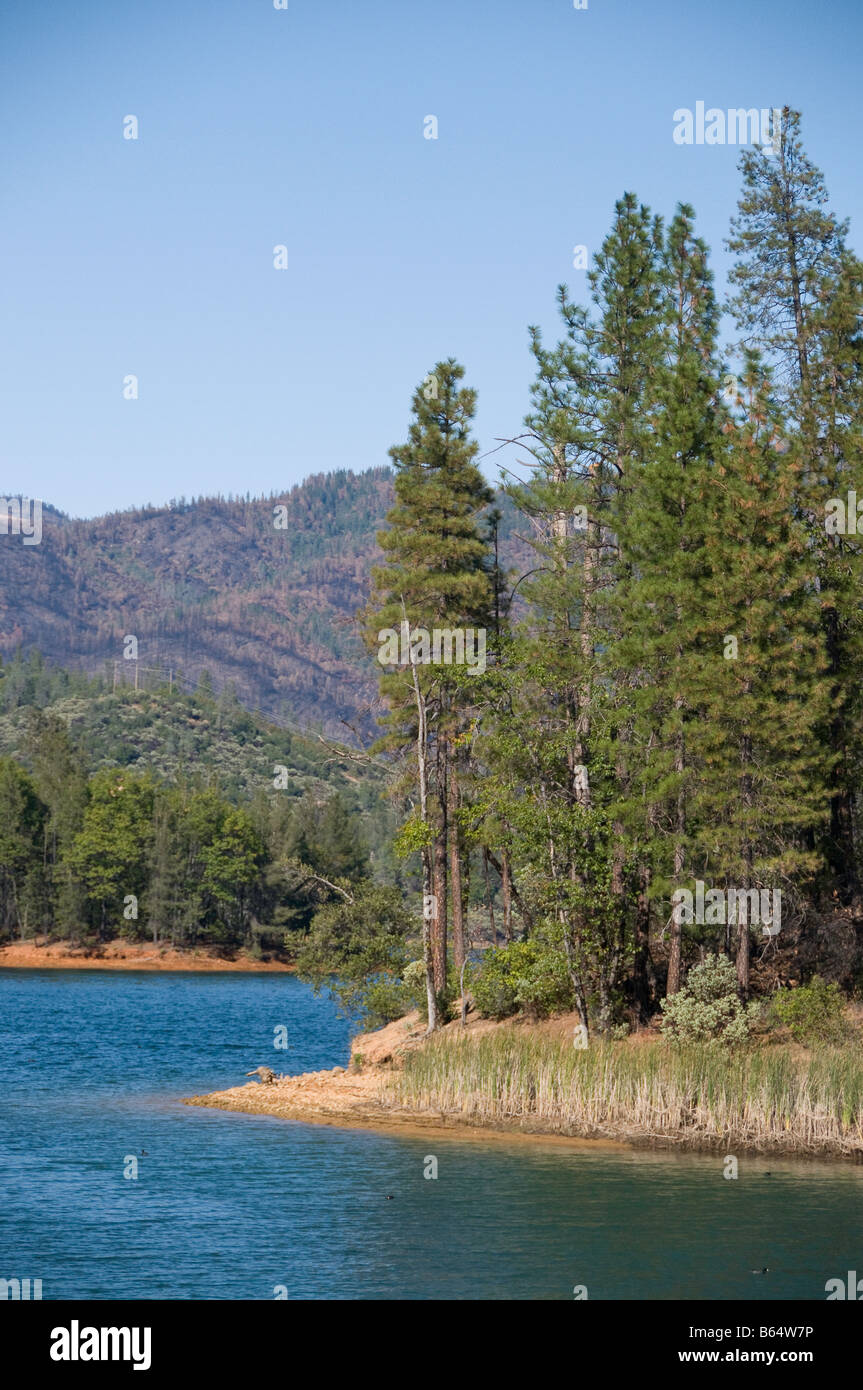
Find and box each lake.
[1,968,860,1300]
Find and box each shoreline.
[183,1076,634,1151]
[0,939,293,973]
[183,1012,863,1163]
[183,1066,863,1161]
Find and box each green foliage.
[660,955,757,1046]
[360,978,415,1031]
[2,108,861,1037]
[0,757,47,936]
[770,977,849,1045]
[0,678,381,808]
[401,958,430,1009]
[393,816,431,857]
[0,665,380,949]
[64,772,156,932]
[294,883,414,1026]
[727,107,863,900]
[469,947,519,1019]
[282,791,369,882]
[470,940,575,1021]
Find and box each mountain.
[0,653,381,803]
[0,469,530,741]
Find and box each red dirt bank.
[0,938,293,972]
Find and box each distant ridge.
[0,468,528,741]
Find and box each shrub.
[361,976,413,1030]
[402,958,460,1024]
[294,883,412,1026]
[470,940,574,1021]
[770,976,849,1045]
[660,954,756,1046]
[470,948,519,1019]
[402,958,429,1009]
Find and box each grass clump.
[388,1028,863,1156]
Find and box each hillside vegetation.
[0,470,530,741]
[0,652,399,955]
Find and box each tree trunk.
[406,613,438,1032]
[667,639,687,996]
[432,825,448,996]
[501,850,513,942]
[482,847,497,946]
[735,908,750,998]
[448,758,466,979]
[737,725,754,999]
[632,861,653,1023]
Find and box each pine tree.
[588,193,667,1013]
[687,356,832,993]
[366,360,494,1026]
[727,107,847,400]
[63,773,155,939]
[24,709,88,939]
[612,205,725,995]
[727,107,863,898]
[0,758,46,937]
[147,789,183,945]
[317,794,369,881]
[487,195,666,1034]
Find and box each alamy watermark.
[1,1277,42,1299]
[0,497,42,545]
[825,491,863,535]
[377,621,487,674]
[50,1323,151,1371]
[826,1271,863,1300]
[671,881,781,936]
[673,104,782,152]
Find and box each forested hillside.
[0,469,530,741]
[0,652,400,954]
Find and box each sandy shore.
[183,1065,632,1150]
[183,1010,863,1161]
[183,1071,632,1150]
[184,1011,634,1150]
[0,939,293,972]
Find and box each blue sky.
[1,0,861,518]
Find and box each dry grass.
[387,1030,863,1157]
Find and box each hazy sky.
[2,0,861,518]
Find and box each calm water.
[1,968,861,1301]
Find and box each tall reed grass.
[386,1031,863,1156]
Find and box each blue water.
[1,968,861,1300]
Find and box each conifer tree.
[366,360,494,1025]
[24,709,88,938]
[727,107,863,897]
[612,204,724,994]
[487,195,666,1034]
[687,356,832,993]
[0,759,46,936]
[589,194,667,1010]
